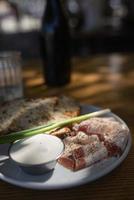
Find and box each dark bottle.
[40,0,71,86]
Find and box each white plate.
[0,105,132,190]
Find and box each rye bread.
[0,96,80,136]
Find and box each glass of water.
[0,51,23,102]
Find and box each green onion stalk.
[0,109,110,144]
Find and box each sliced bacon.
[73,117,129,152]
[59,135,108,171]
[58,155,75,170]
[73,146,85,159]
[104,141,122,157]
[58,117,129,171]
[75,158,86,170]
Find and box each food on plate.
[9,134,64,175]
[10,134,64,165]
[0,95,129,172]
[0,96,80,136]
[58,117,129,171]
[0,106,110,144]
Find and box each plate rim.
[0,105,132,190]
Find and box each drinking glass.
[0,51,23,102]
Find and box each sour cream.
[9,134,64,165]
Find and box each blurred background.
[1,0,134,59]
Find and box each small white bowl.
[9,134,64,175]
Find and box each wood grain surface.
[0,53,134,200]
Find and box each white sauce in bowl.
[9,134,64,165]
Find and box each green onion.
[0,109,110,144]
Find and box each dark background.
[1,0,134,59]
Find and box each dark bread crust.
[0,96,80,136]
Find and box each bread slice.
[0,96,80,136]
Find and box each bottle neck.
[44,0,64,22]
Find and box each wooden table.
[0,53,134,199]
